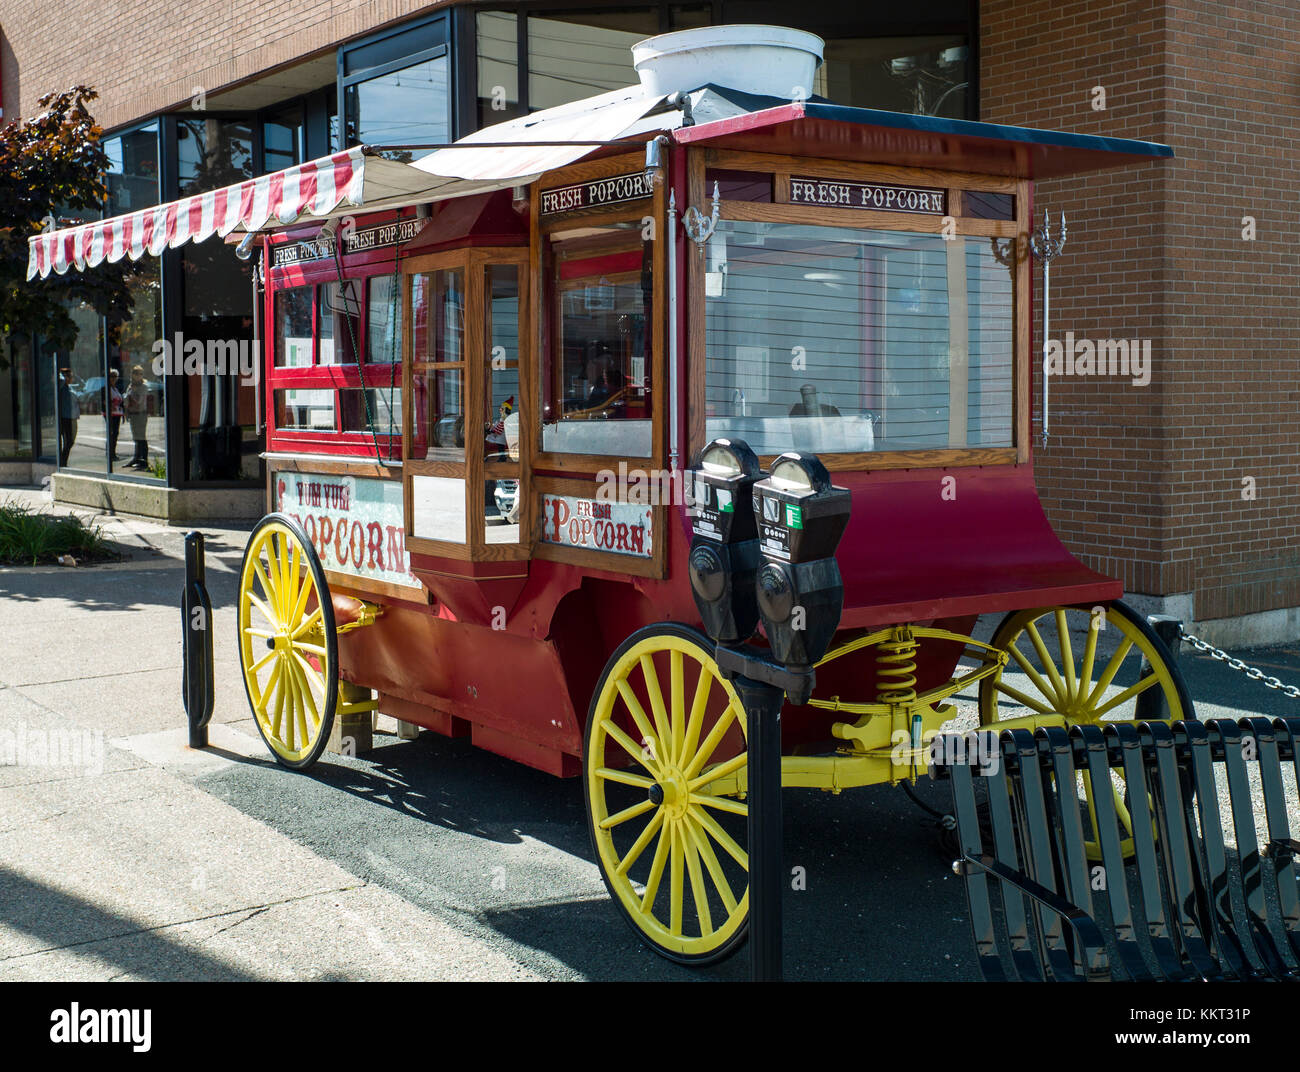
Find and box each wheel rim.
[587,631,749,960]
[978,604,1187,860]
[238,519,334,765]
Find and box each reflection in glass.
[367,275,403,363]
[704,220,1012,455]
[545,228,652,457]
[109,259,165,475]
[412,270,464,364]
[527,11,656,111]
[411,366,464,461]
[477,11,522,126]
[275,287,314,367]
[177,117,254,196]
[319,281,360,365]
[341,387,402,438]
[275,389,335,430]
[104,122,159,215]
[346,56,449,158]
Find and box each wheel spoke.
[682,673,712,772]
[292,651,327,698]
[243,626,276,640]
[669,650,685,767]
[1083,637,1134,709]
[1024,620,1069,708]
[275,534,290,621]
[1078,617,1101,702]
[690,791,748,816]
[683,826,713,937]
[685,817,737,914]
[669,824,684,936]
[603,720,659,777]
[1055,609,1078,702]
[246,591,279,631]
[272,659,289,743]
[689,804,748,871]
[294,640,328,658]
[682,703,736,780]
[252,558,279,621]
[256,658,284,717]
[249,647,277,675]
[286,542,301,626]
[600,798,656,831]
[689,752,747,792]
[638,655,672,762]
[291,607,322,641]
[1004,641,1063,709]
[614,679,663,771]
[641,820,671,915]
[992,679,1057,716]
[290,564,313,627]
[1091,672,1160,718]
[615,809,664,876]
[290,653,322,726]
[595,767,654,790]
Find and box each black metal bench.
[932,718,1300,981]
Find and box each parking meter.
[752,451,850,670]
[686,438,763,644]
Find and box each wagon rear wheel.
[237,513,338,770]
[585,624,750,966]
[977,600,1192,860]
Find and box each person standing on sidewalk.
[124,365,151,470]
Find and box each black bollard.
[182,531,214,748]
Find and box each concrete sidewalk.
[0,486,539,981]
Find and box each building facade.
[0,0,1293,642]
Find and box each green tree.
[0,85,135,366]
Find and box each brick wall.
[981,0,1300,622]
[0,0,448,131]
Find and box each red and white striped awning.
[26,145,459,280]
[28,87,682,281]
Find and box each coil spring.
[876,625,919,706]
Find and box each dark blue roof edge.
[801,102,1174,160]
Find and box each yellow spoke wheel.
[978,600,1193,860]
[585,624,750,966]
[238,513,338,770]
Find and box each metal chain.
[1179,627,1300,699]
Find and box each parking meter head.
[752,451,850,669]
[686,437,764,644]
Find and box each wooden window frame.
[687,147,1032,472]
[532,152,667,478]
[266,269,405,458]
[401,246,532,563]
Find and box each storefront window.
[105,122,160,215]
[346,56,450,155]
[177,117,254,195]
[815,36,969,118]
[704,220,1012,455]
[109,262,165,476]
[57,301,105,472]
[263,104,304,172]
[476,11,523,127]
[527,10,658,111]
[0,336,33,459]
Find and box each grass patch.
[0,499,116,566]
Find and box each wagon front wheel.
[237,513,338,769]
[585,624,750,966]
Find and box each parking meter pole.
[182,531,214,749]
[735,674,784,982]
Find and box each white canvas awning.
[27,86,681,281]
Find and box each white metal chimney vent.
[632,25,824,101]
